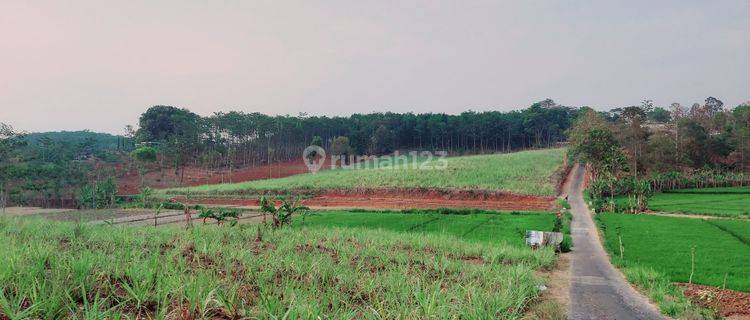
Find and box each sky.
[1,0,749,134]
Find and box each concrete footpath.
[567,164,667,320]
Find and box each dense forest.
[1,97,748,209]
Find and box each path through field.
[567,164,666,320]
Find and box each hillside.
[23,130,123,150]
[166,148,567,197]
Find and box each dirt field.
[2,207,75,216]
[117,159,318,194]
[176,188,556,211]
[676,283,750,319]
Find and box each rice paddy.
[293,210,560,246]
[596,213,750,292]
[615,186,750,218]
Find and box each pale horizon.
[2,0,749,135]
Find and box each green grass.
[597,213,750,292]
[666,186,750,194]
[703,219,750,245]
[0,216,556,319]
[294,210,558,246]
[166,148,567,197]
[615,186,750,217]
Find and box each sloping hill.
[166,148,567,197]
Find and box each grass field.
[0,216,557,319]
[615,186,750,217]
[597,213,750,292]
[666,186,750,194]
[293,210,560,246]
[165,148,567,197]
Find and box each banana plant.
[153,203,164,227]
[259,195,309,228]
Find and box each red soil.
[175,189,556,211]
[117,160,317,195]
[676,283,750,318]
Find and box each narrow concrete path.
[567,164,666,320]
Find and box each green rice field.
[597,213,750,292]
[166,148,567,197]
[293,210,561,246]
[616,186,750,217]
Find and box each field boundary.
[461,215,496,237]
[406,216,444,231]
[643,211,750,220]
[704,219,750,247]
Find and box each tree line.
[0,129,124,209]
[132,99,578,181]
[569,97,750,212]
[1,96,748,208]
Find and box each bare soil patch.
[176,188,555,211]
[676,283,750,319]
[117,159,319,194]
[2,207,75,216]
[524,253,571,320]
[38,208,167,223]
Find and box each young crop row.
[598,214,750,292]
[596,213,750,319]
[0,216,555,319]
[295,210,564,247]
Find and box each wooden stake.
[689,246,695,284]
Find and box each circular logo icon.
[302,145,326,173]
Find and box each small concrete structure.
[526,230,564,251]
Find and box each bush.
[130,146,157,162]
[77,177,118,209]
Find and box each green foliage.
[168,148,567,197]
[647,107,672,123]
[139,187,154,208]
[620,265,715,319]
[330,136,352,157]
[137,105,200,143]
[553,201,572,253]
[0,217,554,318]
[129,146,157,162]
[309,135,323,148]
[1,125,124,207]
[259,196,310,228]
[77,177,118,209]
[567,110,628,179]
[371,125,396,154]
[196,206,240,226]
[23,131,126,155]
[620,187,750,217]
[152,203,164,227]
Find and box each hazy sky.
[2,1,749,134]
